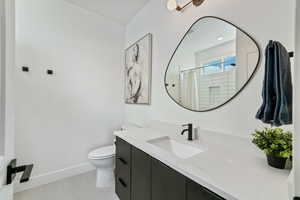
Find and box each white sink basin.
[147,136,205,159]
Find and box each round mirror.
[165,16,260,112]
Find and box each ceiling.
[63,0,149,25]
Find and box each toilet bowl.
[88,145,115,188]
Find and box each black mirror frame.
[164,16,261,112]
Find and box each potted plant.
[252,128,292,169]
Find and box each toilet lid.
[88,145,115,159]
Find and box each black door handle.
[6,159,34,185]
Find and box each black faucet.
[181,123,193,141]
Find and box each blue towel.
[256,41,293,126]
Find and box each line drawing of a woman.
[126,44,143,103]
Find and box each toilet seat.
[88,145,115,160]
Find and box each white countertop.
[114,127,290,200]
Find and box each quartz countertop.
[114,127,290,200]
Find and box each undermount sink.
[147,136,205,159]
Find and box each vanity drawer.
[187,179,225,200]
[115,137,132,200]
[116,158,130,181]
[116,137,131,166]
[116,175,130,200]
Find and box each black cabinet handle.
[117,157,127,165]
[118,178,127,188]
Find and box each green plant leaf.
[251,127,293,158]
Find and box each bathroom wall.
[0,1,15,197]
[15,0,124,191]
[294,0,300,197]
[1,0,15,163]
[124,0,295,137]
[194,41,236,109]
[0,0,4,156]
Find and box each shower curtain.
[180,71,200,110]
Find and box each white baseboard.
[14,162,95,193]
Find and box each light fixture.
[167,0,178,11]
[167,0,206,12]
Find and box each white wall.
[4,0,15,164]
[15,0,124,190]
[0,0,15,160]
[125,0,294,136]
[0,0,4,156]
[0,1,15,198]
[294,1,300,197]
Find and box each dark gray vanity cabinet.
[115,137,225,200]
[151,159,186,200]
[131,147,151,200]
[115,137,132,200]
[187,179,224,200]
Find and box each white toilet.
[88,145,116,188]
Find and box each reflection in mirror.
[165,17,260,112]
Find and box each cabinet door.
[131,147,151,200]
[116,137,131,165]
[115,137,131,200]
[152,159,186,200]
[187,179,225,200]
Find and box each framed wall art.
[125,33,152,105]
